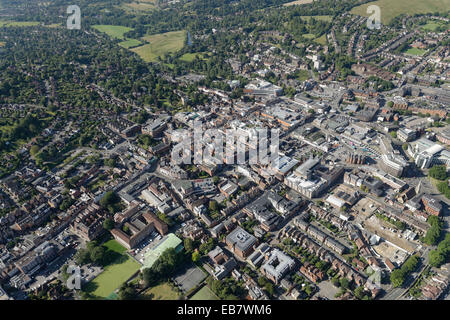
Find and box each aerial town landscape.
[0,0,449,303]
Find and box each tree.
[429,250,445,267]
[390,269,405,288]
[340,278,350,290]
[428,165,447,181]
[30,145,40,156]
[192,251,201,263]
[103,218,114,231]
[184,238,194,253]
[354,286,365,299]
[209,200,218,212]
[75,249,91,265]
[118,284,137,300]
[390,131,397,139]
[402,143,408,151]
[90,246,106,265]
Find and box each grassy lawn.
[92,25,133,39]
[303,33,316,39]
[190,285,219,300]
[405,47,427,56]
[350,0,450,24]
[82,240,140,299]
[119,39,143,49]
[142,282,180,300]
[314,34,327,45]
[132,30,186,62]
[421,21,449,32]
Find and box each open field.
[83,240,140,299]
[132,30,186,62]
[421,20,449,32]
[179,52,210,62]
[351,0,450,24]
[300,15,333,22]
[283,0,314,6]
[0,42,5,47]
[92,25,133,39]
[119,39,143,49]
[190,285,219,300]
[0,21,40,27]
[405,47,427,56]
[314,34,327,45]
[122,1,156,12]
[143,282,180,300]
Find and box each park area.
[82,239,141,299]
[131,30,186,62]
[190,285,219,300]
[351,0,450,24]
[142,282,180,300]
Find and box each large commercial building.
[408,138,450,169]
[284,159,344,199]
[260,248,295,284]
[226,226,257,259]
[379,137,408,177]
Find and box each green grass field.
[119,39,143,49]
[315,34,327,45]
[421,20,449,32]
[300,15,333,22]
[122,1,156,12]
[131,30,186,62]
[0,21,40,27]
[283,0,314,6]
[83,240,140,299]
[92,25,133,39]
[179,52,210,62]
[190,285,219,300]
[351,0,450,24]
[143,282,180,300]
[405,47,427,56]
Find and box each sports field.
[141,233,183,269]
[83,240,140,299]
[131,30,186,62]
[351,0,450,24]
[143,282,180,300]
[190,285,219,300]
[92,25,133,39]
[405,47,427,56]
